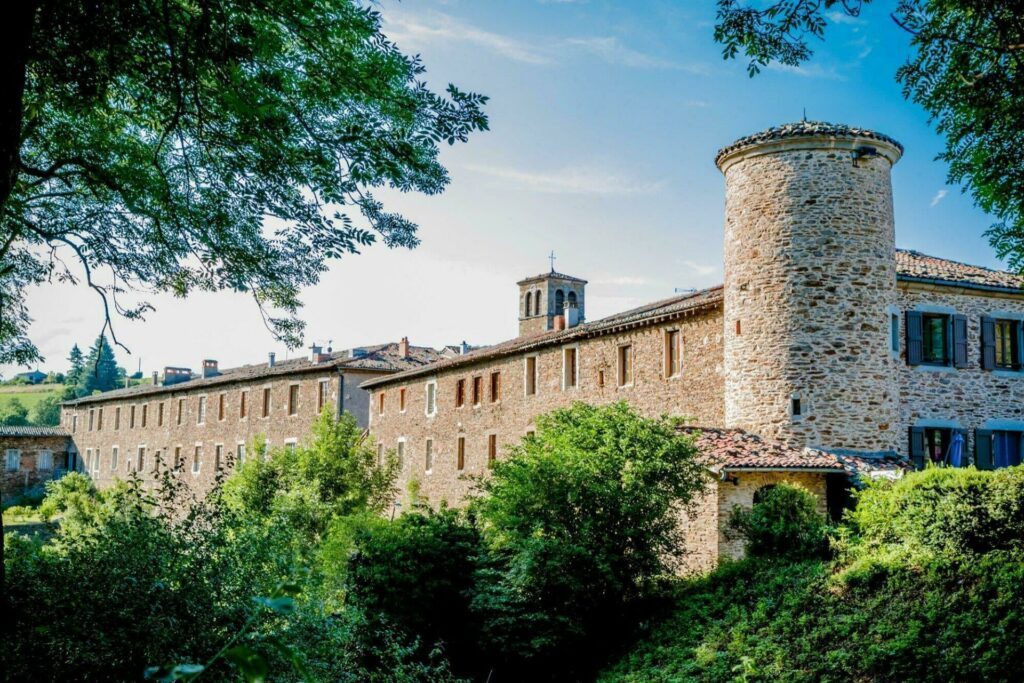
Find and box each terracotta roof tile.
[680,426,845,471]
[896,249,1023,292]
[0,425,69,437]
[716,120,903,166]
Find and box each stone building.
[1,426,73,497]
[363,121,1024,571]
[59,340,455,493]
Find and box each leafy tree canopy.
[0,0,488,366]
[714,0,1024,273]
[78,334,120,395]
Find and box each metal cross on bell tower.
[548,250,556,273]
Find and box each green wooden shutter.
[1016,320,1024,370]
[980,316,996,371]
[975,429,994,470]
[909,426,926,470]
[953,315,968,368]
[906,311,924,366]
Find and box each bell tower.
[517,262,586,337]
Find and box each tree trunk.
[0,0,35,218]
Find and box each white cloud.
[930,189,948,207]
[827,11,866,25]
[766,62,846,81]
[680,260,717,277]
[564,36,709,73]
[383,12,552,65]
[464,163,666,195]
[592,275,655,286]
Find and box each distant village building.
[14,370,47,384]
[56,341,458,493]
[364,122,1024,572]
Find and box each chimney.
[309,344,322,362]
[460,341,470,355]
[202,359,219,378]
[162,366,192,386]
[398,336,410,358]
[553,315,566,331]
[151,371,158,385]
[564,302,581,328]
[268,352,276,368]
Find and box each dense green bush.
[471,402,707,680]
[728,482,829,558]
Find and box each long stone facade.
[363,121,1024,571]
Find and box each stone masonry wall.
[370,309,725,509]
[722,144,900,454]
[1,434,72,496]
[61,369,386,495]
[896,282,1024,458]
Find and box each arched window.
[525,291,532,317]
[567,291,578,307]
[534,290,542,316]
[555,289,565,313]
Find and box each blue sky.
[4,0,1009,377]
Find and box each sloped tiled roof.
[361,287,724,389]
[0,425,69,437]
[896,249,1023,292]
[63,342,451,407]
[715,120,903,166]
[682,427,845,471]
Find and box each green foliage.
[31,392,62,425]
[728,482,829,558]
[0,396,29,425]
[714,0,1024,275]
[77,334,120,395]
[65,344,84,389]
[602,466,1024,682]
[2,0,488,363]
[471,402,707,679]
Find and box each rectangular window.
[665,330,681,378]
[237,443,246,465]
[397,440,405,468]
[563,348,578,389]
[425,439,434,473]
[262,388,272,418]
[137,446,146,472]
[317,380,330,412]
[215,444,224,470]
[890,313,900,353]
[84,448,92,472]
[158,402,164,426]
[285,440,297,453]
[174,446,182,470]
[129,405,135,429]
[197,396,207,424]
[177,398,185,425]
[72,415,77,433]
[97,408,103,431]
[457,436,466,471]
[377,391,385,416]
[456,379,466,407]
[425,381,437,416]
[240,391,248,418]
[192,445,202,473]
[141,404,147,428]
[472,376,483,406]
[618,344,633,386]
[922,313,951,365]
[110,447,118,471]
[218,393,226,421]
[490,371,501,402]
[5,449,19,472]
[995,319,1022,370]
[38,450,52,471]
[115,406,121,430]
[525,357,537,396]
[994,430,1024,468]
[598,369,605,388]
[288,385,299,416]
[488,434,497,468]
[377,443,384,466]
[88,409,94,431]
[399,387,407,412]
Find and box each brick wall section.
[895,282,1024,458]
[370,309,725,508]
[720,137,903,454]
[61,369,386,494]
[1,433,72,496]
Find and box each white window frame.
[192,443,203,475]
[37,449,53,471]
[237,442,246,465]
[284,437,298,453]
[197,395,207,425]
[214,443,224,470]
[425,379,438,417]
[5,449,20,472]
[317,378,331,413]
[110,446,119,471]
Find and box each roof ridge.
[896,247,1013,276]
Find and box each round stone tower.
[716,121,903,454]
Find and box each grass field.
[0,384,64,412]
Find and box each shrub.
[471,402,707,680]
[728,482,829,558]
